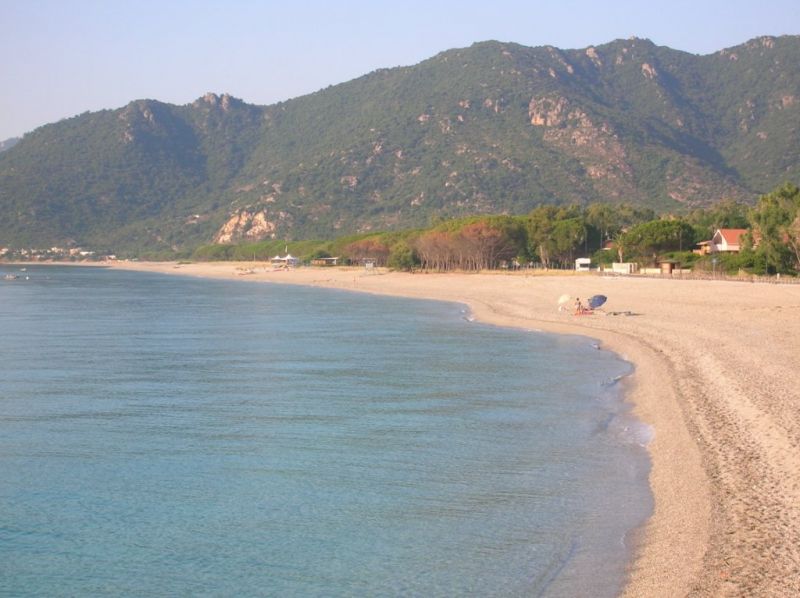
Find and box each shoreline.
[108,261,800,596]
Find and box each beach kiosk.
[270,253,299,268]
[659,260,677,275]
[575,258,592,272]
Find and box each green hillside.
[1,35,799,254]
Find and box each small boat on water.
[3,274,20,280]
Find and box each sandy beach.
[112,261,800,596]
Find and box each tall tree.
[343,237,391,266]
[749,183,800,273]
[550,218,586,265]
[584,203,617,249]
[619,219,695,264]
[526,206,560,267]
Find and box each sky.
[1,0,799,140]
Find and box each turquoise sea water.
[0,266,651,597]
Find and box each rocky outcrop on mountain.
[213,208,291,244]
[528,95,634,198]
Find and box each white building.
[709,228,747,253]
[575,257,592,271]
[271,254,299,268]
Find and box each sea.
[0,265,652,597]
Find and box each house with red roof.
[709,228,748,253]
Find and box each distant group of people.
[574,297,589,315]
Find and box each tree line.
[192,182,800,276]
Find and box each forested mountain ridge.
[1,35,799,253]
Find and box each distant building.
[575,257,592,271]
[659,260,676,275]
[271,253,299,268]
[310,257,339,266]
[611,262,638,274]
[707,228,748,253]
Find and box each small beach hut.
[271,254,300,268]
[575,257,592,271]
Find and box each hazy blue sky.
[1,0,798,140]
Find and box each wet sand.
[112,261,800,596]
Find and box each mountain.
[0,137,19,153]
[1,35,799,253]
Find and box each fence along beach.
[112,261,800,596]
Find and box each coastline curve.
[108,262,800,596]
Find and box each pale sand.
[113,261,800,596]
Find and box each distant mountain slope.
[0,137,19,152]
[1,35,799,252]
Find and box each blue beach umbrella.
[588,295,607,309]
